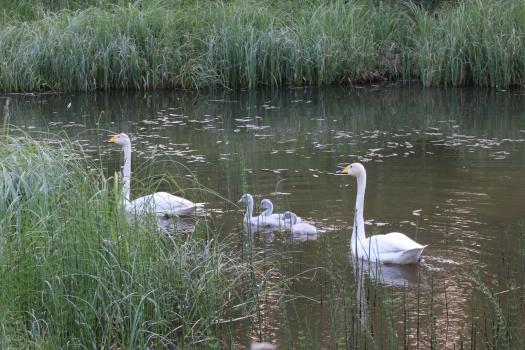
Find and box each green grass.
[408,0,525,87]
[0,133,270,348]
[0,0,524,91]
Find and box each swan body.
[238,193,276,228]
[125,192,197,216]
[260,198,302,227]
[341,163,426,264]
[283,211,317,235]
[259,199,283,226]
[108,133,197,217]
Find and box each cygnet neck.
[262,200,273,215]
[244,195,254,220]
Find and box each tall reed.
[1,0,522,91]
[409,0,525,87]
[0,133,267,348]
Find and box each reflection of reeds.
[468,223,525,350]
[1,97,9,140]
[0,132,272,347]
[278,223,525,349]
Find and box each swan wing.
[373,246,427,265]
[367,232,424,254]
[291,223,317,235]
[356,233,426,264]
[264,213,302,226]
[255,214,283,228]
[254,214,282,228]
[267,213,283,222]
[127,192,197,216]
[277,213,302,223]
[151,192,197,215]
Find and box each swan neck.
[122,143,131,202]
[245,196,254,220]
[262,201,273,215]
[352,174,366,246]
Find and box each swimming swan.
[238,193,277,228]
[282,211,317,235]
[258,199,283,227]
[341,163,426,264]
[260,198,302,226]
[108,133,198,216]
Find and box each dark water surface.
[7,86,525,348]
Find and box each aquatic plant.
[408,0,525,87]
[0,133,269,347]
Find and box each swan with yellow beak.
[341,162,427,264]
[108,133,198,217]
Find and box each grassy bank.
[0,0,524,91]
[0,134,270,348]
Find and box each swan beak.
[107,135,119,143]
[340,165,351,174]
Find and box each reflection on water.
[290,230,318,242]
[4,85,525,348]
[243,223,277,242]
[156,216,197,235]
[353,256,423,288]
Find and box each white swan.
[108,133,198,216]
[237,193,277,228]
[259,199,288,227]
[282,211,317,235]
[259,199,282,223]
[341,163,426,264]
[260,198,302,227]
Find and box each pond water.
[6,85,525,348]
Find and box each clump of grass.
[0,133,267,348]
[0,0,523,91]
[409,0,525,87]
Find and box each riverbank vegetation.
[0,0,524,91]
[0,133,273,348]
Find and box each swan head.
[108,133,131,147]
[341,162,366,178]
[282,211,298,225]
[237,193,253,205]
[260,199,273,210]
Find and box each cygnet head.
[341,162,366,178]
[108,133,131,147]
[237,193,253,205]
[260,199,273,210]
[283,211,298,225]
